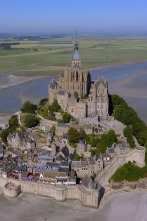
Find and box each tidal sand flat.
[0,192,147,221]
[0,62,147,123]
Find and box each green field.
[1,35,147,77]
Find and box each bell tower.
[72,26,82,68]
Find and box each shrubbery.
[87,130,117,154]
[49,100,61,112]
[110,94,147,147]
[62,112,71,123]
[68,127,80,144]
[123,125,135,148]
[39,98,48,106]
[0,115,19,143]
[73,149,81,161]
[110,161,147,182]
[21,101,37,114]
[0,129,10,143]
[23,114,39,128]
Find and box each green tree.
[63,112,71,123]
[51,126,56,132]
[24,115,39,128]
[0,129,10,143]
[21,101,37,114]
[20,125,25,132]
[48,111,56,121]
[79,128,87,140]
[39,98,48,106]
[123,125,132,137]
[123,125,135,148]
[110,94,147,147]
[49,100,61,112]
[73,149,81,161]
[9,115,18,126]
[68,127,80,144]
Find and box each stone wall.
[95,147,146,187]
[0,177,101,208]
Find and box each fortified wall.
[96,147,146,187]
[0,177,103,208]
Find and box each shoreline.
[100,185,147,209]
[0,59,146,90]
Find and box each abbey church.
[48,39,109,119]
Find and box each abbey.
[48,41,109,119]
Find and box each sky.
[0,0,147,35]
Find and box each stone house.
[55,124,70,136]
[88,156,103,176]
[46,162,60,172]
[42,170,68,184]
[62,133,68,145]
[100,153,110,167]
[7,132,36,151]
[55,146,69,162]
[71,161,89,178]
[76,140,87,156]
[37,155,53,165]
[114,142,130,156]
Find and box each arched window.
[82,73,84,82]
[76,71,78,82]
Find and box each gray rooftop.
[72,49,80,60]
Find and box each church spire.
[74,25,78,51]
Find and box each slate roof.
[61,146,69,157]
[58,167,69,174]
[37,155,53,161]
[62,133,68,139]
[46,162,59,168]
[107,147,115,154]
[82,176,96,190]
[56,154,65,161]
[57,91,65,95]
[59,161,69,167]
[49,80,57,89]
[72,49,80,60]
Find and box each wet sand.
[0,191,147,221]
[0,62,147,124]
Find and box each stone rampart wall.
[0,178,99,208]
[96,147,146,187]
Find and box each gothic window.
[82,73,84,82]
[98,90,99,94]
[76,71,78,82]
[98,98,99,102]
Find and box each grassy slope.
[1,36,147,76]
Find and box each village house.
[37,155,53,165]
[71,161,89,178]
[100,153,111,167]
[55,124,70,136]
[7,132,36,151]
[55,146,69,162]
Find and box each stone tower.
[58,39,91,98]
[48,32,109,119]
